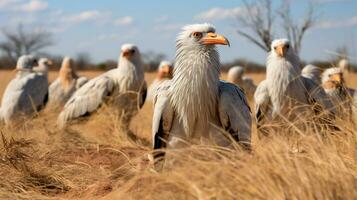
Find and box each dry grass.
[0,70,356,199]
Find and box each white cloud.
[114,16,133,25]
[20,0,48,12]
[317,16,357,29]
[194,7,246,21]
[63,10,102,24]
[0,0,48,12]
[0,0,21,9]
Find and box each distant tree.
[0,24,53,64]
[236,0,317,55]
[142,51,167,71]
[75,52,93,70]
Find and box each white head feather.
[16,55,37,71]
[321,67,343,84]
[227,66,245,84]
[158,61,173,70]
[118,44,143,71]
[33,58,51,76]
[117,43,144,92]
[170,23,222,135]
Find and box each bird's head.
[322,67,344,89]
[33,58,52,75]
[271,39,293,58]
[176,23,230,50]
[120,44,141,63]
[16,55,37,72]
[228,66,245,83]
[39,58,53,68]
[157,61,174,79]
[60,56,76,78]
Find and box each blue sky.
[0,0,356,64]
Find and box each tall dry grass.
[0,70,356,199]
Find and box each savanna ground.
[0,69,356,200]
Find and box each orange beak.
[201,32,230,46]
[122,50,132,58]
[47,59,54,66]
[157,65,173,79]
[161,65,171,74]
[330,73,343,84]
[276,44,288,57]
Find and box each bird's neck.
[170,46,220,135]
[60,67,77,90]
[266,53,302,114]
[118,58,144,81]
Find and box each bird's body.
[152,24,251,164]
[227,66,256,100]
[302,64,322,85]
[148,61,173,101]
[0,56,48,124]
[255,39,335,129]
[58,44,147,128]
[49,57,88,106]
[321,67,356,121]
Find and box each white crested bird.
[32,58,53,79]
[152,24,252,167]
[49,57,88,106]
[57,44,147,129]
[0,55,49,124]
[147,61,174,101]
[227,66,256,100]
[321,67,356,120]
[254,39,335,132]
[302,64,322,85]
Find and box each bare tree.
[75,52,93,70]
[236,0,274,52]
[0,24,53,63]
[142,51,167,71]
[279,0,317,54]
[236,0,317,55]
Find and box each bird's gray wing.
[152,80,174,169]
[49,78,63,103]
[57,74,114,127]
[152,80,173,149]
[254,80,270,126]
[139,80,147,108]
[75,76,89,89]
[0,77,23,122]
[0,73,48,122]
[301,76,336,115]
[147,80,160,101]
[218,81,252,147]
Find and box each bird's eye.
[192,32,203,39]
[130,49,136,54]
[286,44,290,49]
[274,47,277,50]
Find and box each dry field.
[0,70,356,200]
